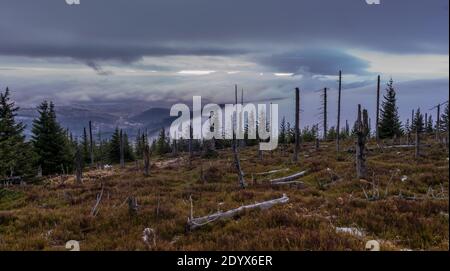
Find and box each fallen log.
[269,170,308,185]
[271,180,305,187]
[187,194,289,231]
[254,168,290,176]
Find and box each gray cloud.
[0,0,447,124]
[85,60,113,76]
[257,49,371,75]
[0,0,447,64]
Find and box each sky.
[0,0,448,128]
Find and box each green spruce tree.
[155,127,170,155]
[378,79,403,139]
[413,108,424,133]
[31,101,72,175]
[440,103,449,132]
[279,117,286,144]
[0,88,35,178]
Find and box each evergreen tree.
[413,108,424,133]
[108,127,121,164]
[135,129,143,159]
[279,117,286,144]
[301,125,317,142]
[405,119,410,134]
[285,122,293,144]
[440,103,449,132]
[327,126,337,141]
[31,101,72,175]
[0,88,35,177]
[122,132,135,161]
[426,115,434,133]
[378,79,403,139]
[155,127,170,155]
[82,127,90,164]
[106,128,135,164]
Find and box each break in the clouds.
[0,0,448,124]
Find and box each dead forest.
[0,73,449,251]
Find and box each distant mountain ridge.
[18,104,176,140]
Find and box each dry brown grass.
[0,137,448,251]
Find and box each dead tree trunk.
[172,138,178,157]
[119,129,125,169]
[436,104,441,142]
[240,88,246,148]
[233,129,246,188]
[143,145,150,176]
[375,75,380,143]
[323,87,328,140]
[188,125,193,166]
[187,194,289,231]
[89,120,94,167]
[269,170,308,185]
[234,85,246,188]
[98,129,104,169]
[446,117,449,148]
[415,128,420,159]
[336,70,342,157]
[75,146,83,184]
[293,87,300,162]
[355,104,369,179]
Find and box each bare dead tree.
[233,85,246,188]
[75,145,83,184]
[143,144,150,176]
[293,87,300,162]
[89,120,94,167]
[240,88,246,148]
[172,132,178,157]
[415,127,420,159]
[375,75,381,143]
[355,104,369,179]
[336,70,342,157]
[322,87,328,140]
[98,128,104,169]
[429,101,448,143]
[436,103,441,142]
[188,125,193,166]
[119,129,125,169]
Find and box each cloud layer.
[0,0,448,127]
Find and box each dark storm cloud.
[257,49,371,75]
[0,43,246,63]
[0,0,447,63]
[85,60,113,76]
